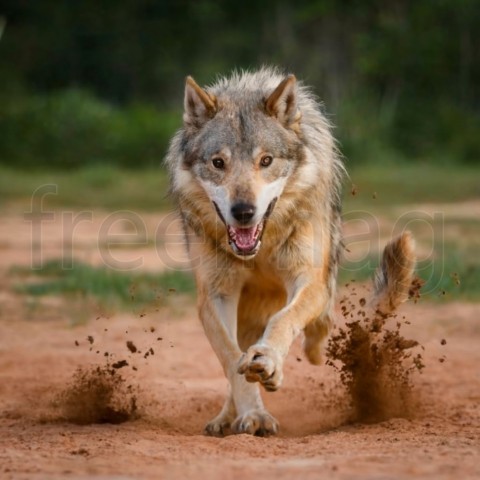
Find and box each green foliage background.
[0,0,479,168]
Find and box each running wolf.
[165,68,415,436]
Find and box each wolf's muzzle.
[212,198,278,258]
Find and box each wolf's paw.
[204,411,234,437]
[237,345,283,391]
[204,418,230,437]
[231,409,279,436]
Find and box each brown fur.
[374,231,416,315]
[165,68,415,437]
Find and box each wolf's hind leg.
[303,313,333,365]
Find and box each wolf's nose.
[231,202,256,224]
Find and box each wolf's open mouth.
[213,199,277,257]
[227,222,264,255]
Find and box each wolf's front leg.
[199,290,279,436]
[238,273,330,391]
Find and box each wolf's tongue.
[233,227,257,251]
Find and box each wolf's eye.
[212,157,225,169]
[260,155,273,167]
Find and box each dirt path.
[0,209,479,479]
[0,296,479,480]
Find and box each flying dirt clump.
[326,282,425,423]
[57,322,165,425]
[56,364,138,425]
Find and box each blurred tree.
[0,0,478,165]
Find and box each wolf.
[165,67,415,436]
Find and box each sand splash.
[54,321,163,425]
[326,282,425,423]
[56,363,138,424]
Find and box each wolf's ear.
[184,76,217,128]
[265,75,301,127]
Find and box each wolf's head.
[170,71,324,259]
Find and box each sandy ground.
[0,209,479,479]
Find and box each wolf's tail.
[304,232,415,365]
[371,231,416,316]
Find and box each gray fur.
[165,67,346,436]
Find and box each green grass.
[339,255,480,302]
[3,163,480,302]
[0,164,171,211]
[343,163,480,211]
[1,163,479,212]
[338,163,480,300]
[12,260,195,311]
[340,234,480,302]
